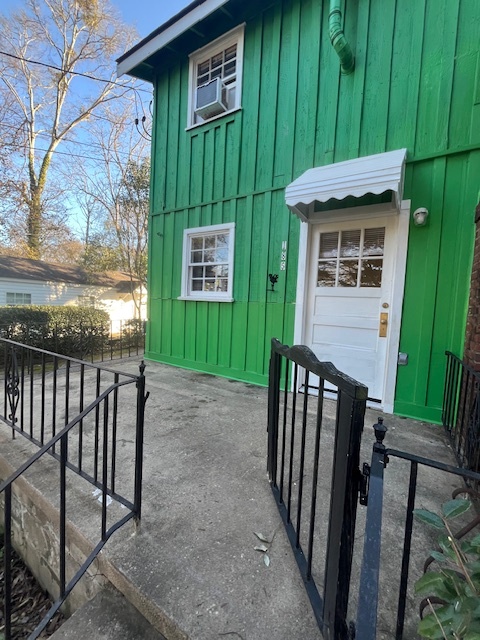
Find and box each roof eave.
[116,0,231,79]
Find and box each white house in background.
[0,256,146,329]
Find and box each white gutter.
[117,0,230,78]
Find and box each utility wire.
[0,50,153,126]
[3,140,125,163]
[0,121,149,159]
[0,50,152,95]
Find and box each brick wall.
[463,201,480,370]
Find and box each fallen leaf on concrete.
[254,544,268,553]
[254,531,270,543]
[264,554,270,567]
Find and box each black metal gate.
[1,338,148,639]
[267,338,367,639]
[268,340,480,639]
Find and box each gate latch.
[359,462,370,506]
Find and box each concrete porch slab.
[0,356,464,640]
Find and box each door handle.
[379,312,388,337]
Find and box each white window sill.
[177,296,234,303]
[186,106,242,132]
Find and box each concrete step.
[49,587,167,640]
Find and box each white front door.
[304,214,400,402]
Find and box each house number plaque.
[280,241,287,271]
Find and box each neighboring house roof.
[0,256,141,292]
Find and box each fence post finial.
[373,417,387,444]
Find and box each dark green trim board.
[141,0,480,422]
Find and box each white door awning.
[285,148,407,221]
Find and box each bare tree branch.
[0,0,142,258]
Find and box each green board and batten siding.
[147,0,480,421]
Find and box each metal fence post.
[355,420,388,640]
[267,340,281,485]
[134,360,147,521]
[4,484,12,640]
[323,391,366,640]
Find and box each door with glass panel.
[305,216,396,402]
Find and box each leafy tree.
[80,236,124,272]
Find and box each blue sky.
[1,0,193,237]
[114,0,192,39]
[2,0,192,40]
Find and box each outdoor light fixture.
[268,273,278,292]
[413,207,429,226]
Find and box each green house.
[118,0,480,423]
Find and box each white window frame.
[6,292,31,305]
[187,24,245,129]
[179,222,235,302]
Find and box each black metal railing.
[442,351,480,475]
[354,426,480,640]
[0,319,146,365]
[0,338,148,639]
[267,338,367,640]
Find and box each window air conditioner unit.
[194,78,228,119]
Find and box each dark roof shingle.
[0,255,141,290]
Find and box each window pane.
[225,85,236,109]
[192,266,203,278]
[205,266,217,278]
[211,53,223,68]
[211,67,222,80]
[216,234,228,248]
[197,74,209,87]
[319,232,339,259]
[192,237,203,250]
[198,60,210,76]
[192,280,203,291]
[224,61,236,76]
[363,228,385,256]
[225,45,237,61]
[204,279,216,291]
[191,250,203,263]
[204,249,216,262]
[317,261,336,287]
[340,230,361,257]
[216,279,228,292]
[216,248,228,262]
[338,261,358,287]
[205,235,216,248]
[216,265,229,277]
[360,259,383,287]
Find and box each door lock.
[379,312,388,337]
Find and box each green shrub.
[121,318,146,347]
[0,305,110,358]
[414,498,480,639]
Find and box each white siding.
[0,277,147,324]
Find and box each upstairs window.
[188,25,244,128]
[6,292,31,305]
[180,223,235,302]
